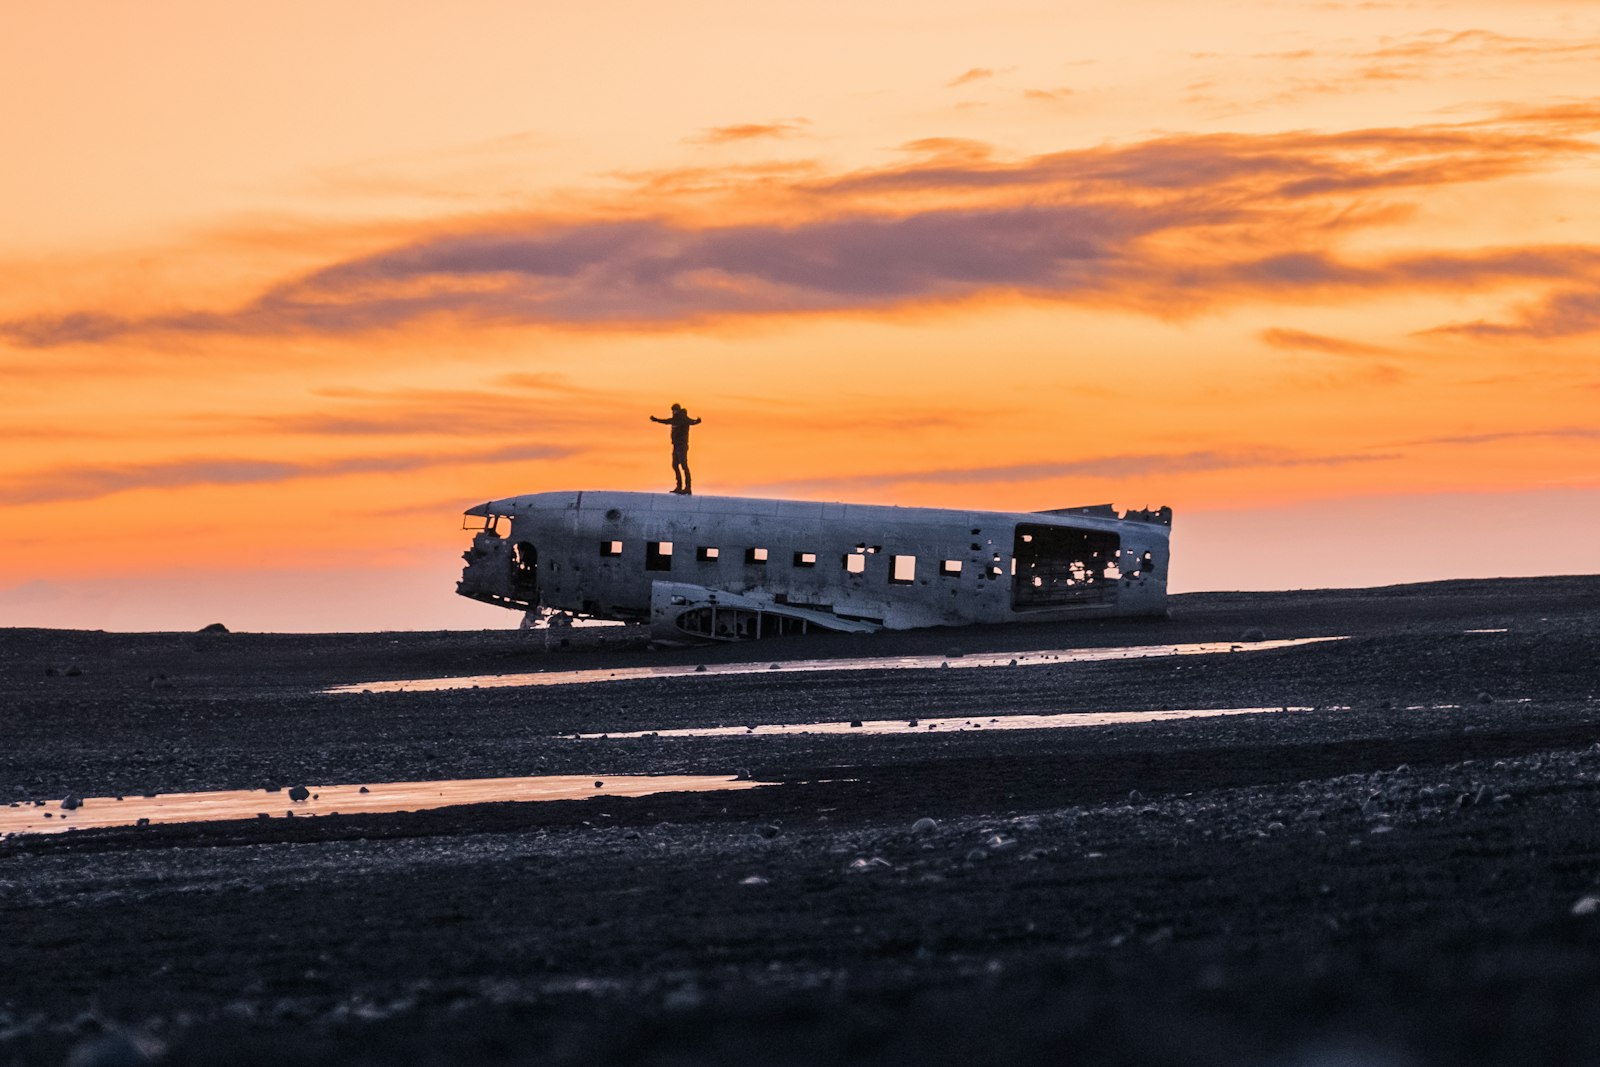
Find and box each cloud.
[691,121,808,144]
[1023,87,1074,103]
[4,109,1599,346]
[946,67,994,88]
[0,443,573,506]
[1259,327,1392,356]
[1425,287,1600,339]
[743,447,1397,494]
[1403,427,1600,447]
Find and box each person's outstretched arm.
[689,417,702,425]
[649,415,669,423]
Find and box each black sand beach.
[3,575,1599,1065]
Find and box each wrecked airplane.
[456,491,1172,643]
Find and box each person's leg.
[671,454,685,492]
[681,455,692,495]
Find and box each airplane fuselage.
[457,491,1171,641]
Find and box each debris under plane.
[456,491,1172,644]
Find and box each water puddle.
[581,706,1308,740]
[326,636,1345,695]
[0,774,771,839]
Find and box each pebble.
[287,785,310,802]
[739,875,769,886]
[595,780,604,789]
[911,817,939,834]
[849,719,863,728]
[1572,896,1600,917]
[965,848,989,862]
[61,795,83,811]
[359,786,370,794]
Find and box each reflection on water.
[326,637,1345,695]
[0,774,771,839]
[582,706,1310,740]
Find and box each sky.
[2,0,1598,631]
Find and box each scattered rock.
[1477,691,1495,705]
[911,817,939,834]
[849,719,863,728]
[65,1031,158,1067]
[1128,789,1143,803]
[694,664,707,672]
[287,785,311,802]
[595,780,604,789]
[257,813,270,820]
[985,835,1018,851]
[769,663,781,670]
[1572,895,1600,917]
[908,718,919,727]
[198,622,229,635]
[1241,627,1266,642]
[847,856,891,872]
[135,818,150,827]
[739,875,769,886]
[359,786,370,794]
[61,795,83,810]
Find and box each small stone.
[135,818,150,827]
[769,663,781,670]
[739,875,769,886]
[694,664,707,672]
[908,718,919,727]
[61,795,83,811]
[911,817,939,834]
[985,835,1018,851]
[287,785,311,802]
[1477,691,1495,705]
[1266,821,1285,832]
[1572,895,1600,917]
[359,786,370,794]
[198,622,229,634]
[1008,659,1017,667]
[257,812,270,820]
[595,780,604,789]
[1128,789,1143,803]
[849,719,863,728]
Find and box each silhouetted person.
[650,403,701,495]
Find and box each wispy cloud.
[1259,327,1392,356]
[1425,287,1600,339]
[4,108,1598,347]
[691,120,809,144]
[743,447,1397,494]
[946,67,994,88]
[1403,427,1600,447]
[0,443,573,506]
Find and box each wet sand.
[3,575,1599,1066]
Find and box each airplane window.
[889,555,916,585]
[793,551,817,568]
[599,540,623,557]
[745,547,768,565]
[844,553,866,575]
[940,559,963,577]
[697,546,720,562]
[646,541,673,572]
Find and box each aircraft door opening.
[1011,524,1120,610]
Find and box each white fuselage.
[457,491,1171,638]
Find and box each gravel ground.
[2,575,1599,1066]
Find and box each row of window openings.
[600,539,995,583]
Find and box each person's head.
[671,403,683,412]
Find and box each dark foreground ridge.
[3,575,1600,1066]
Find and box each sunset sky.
[3,0,1598,631]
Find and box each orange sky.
[3,0,1598,630]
